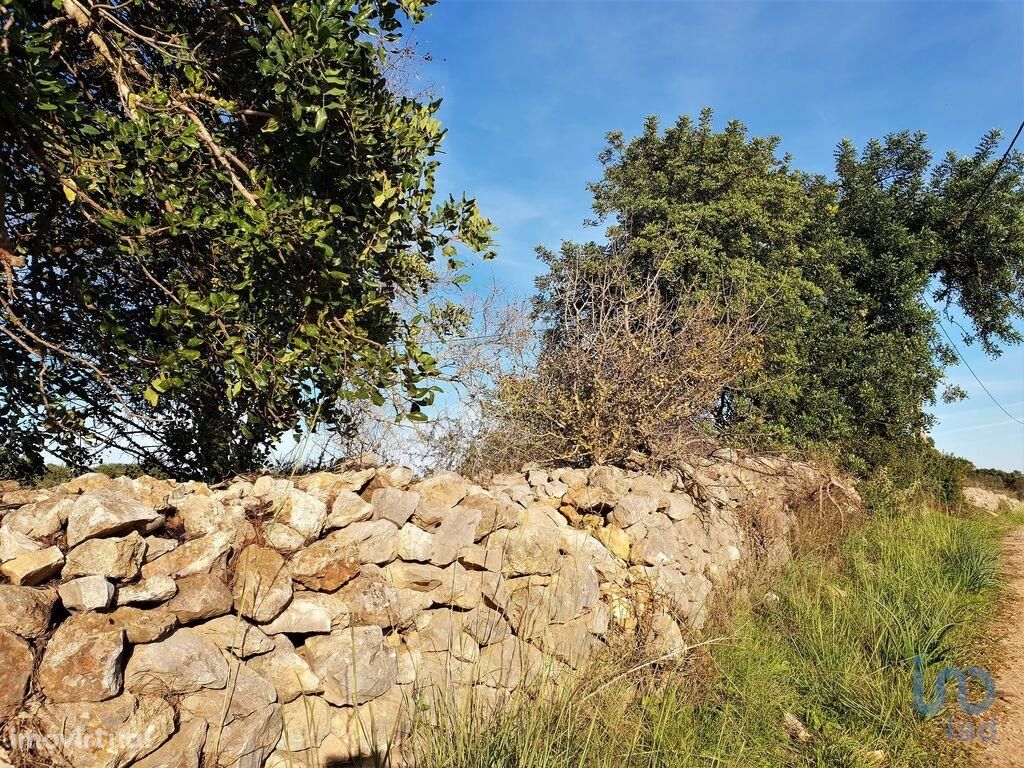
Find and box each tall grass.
[411,506,1009,768]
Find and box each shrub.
[465,256,761,472]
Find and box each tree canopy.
[0,0,493,479]
[541,109,1024,459]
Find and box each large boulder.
[0,584,56,638]
[125,628,229,695]
[0,629,33,718]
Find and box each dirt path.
[975,527,1024,767]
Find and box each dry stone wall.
[0,454,859,768]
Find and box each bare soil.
[975,527,1024,767]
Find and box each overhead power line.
[936,319,1024,427]
[958,119,1024,227]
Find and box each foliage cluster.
[0,0,493,480]
[534,109,1024,464]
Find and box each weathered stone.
[384,560,445,591]
[0,584,56,637]
[411,471,468,509]
[306,626,398,705]
[66,490,162,547]
[462,605,511,646]
[32,693,175,768]
[141,531,233,579]
[609,494,659,528]
[562,486,612,512]
[263,487,329,553]
[476,636,548,689]
[63,531,146,581]
[0,629,32,718]
[430,562,483,609]
[665,493,700,521]
[535,614,603,667]
[431,505,482,565]
[396,522,435,561]
[182,660,281,768]
[232,545,292,623]
[0,524,43,562]
[3,496,73,539]
[109,474,175,510]
[133,718,207,768]
[629,526,684,567]
[407,610,479,662]
[59,574,116,611]
[1,545,63,585]
[38,614,125,702]
[486,523,560,576]
[174,494,245,540]
[596,524,631,560]
[260,591,340,635]
[290,535,360,592]
[549,555,600,622]
[193,615,276,658]
[167,572,233,624]
[317,686,410,765]
[647,612,686,657]
[116,575,178,606]
[457,543,504,571]
[246,635,321,703]
[142,535,179,562]
[107,607,179,644]
[278,695,332,752]
[325,490,374,530]
[333,567,404,627]
[459,492,520,539]
[371,486,420,527]
[125,628,229,695]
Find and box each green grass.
[411,505,1012,768]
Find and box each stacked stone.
[0,454,857,768]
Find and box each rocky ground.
[0,455,858,768]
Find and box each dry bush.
[463,260,762,473]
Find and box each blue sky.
[414,0,1024,471]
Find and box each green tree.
[544,109,1024,458]
[0,0,493,480]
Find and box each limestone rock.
[141,531,233,579]
[246,635,321,703]
[290,535,360,592]
[462,604,512,646]
[193,615,276,658]
[318,687,411,764]
[306,626,398,705]
[1,545,64,585]
[142,535,179,562]
[116,575,178,606]
[58,574,116,611]
[592,524,628,560]
[167,572,233,624]
[263,487,328,552]
[325,490,374,530]
[371,486,420,526]
[0,629,32,718]
[384,560,444,591]
[133,718,207,768]
[107,606,179,643]
[67,490,162,547]
[63,531,146,581]
[278,695,332,752]
[411,471,468,509]
[260,591,340,635]
[125,628,229,695]
[33,693,175,768]
[486,523,560,576]
[3,496,73,539]
[430,505,482,565]
[476,636,548,689]
[396,522,435,561]
[232,545,292,623]
[174,494,245,540]
[0,584,56,637]
[430,562,483,609]
[0,524,42,562]
[38,614,125,702]
[333,567,404,627]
